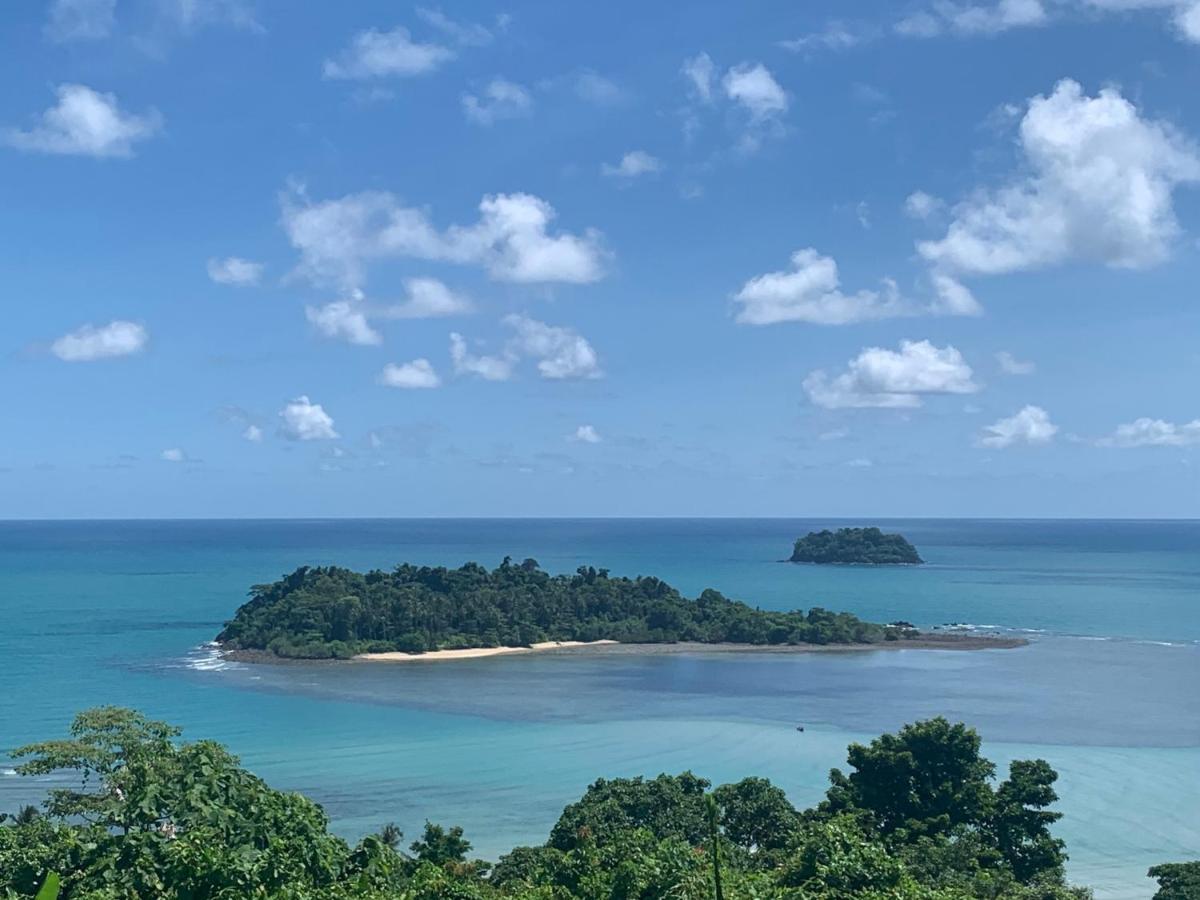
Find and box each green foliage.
[2,708,1108,900]
[823,717,996,840]
[1148,861,1200,900]
[217,558,895,659]
[791,527,924,565]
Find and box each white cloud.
[804,339,978,409]
[462,78,533,125]
[46,0,115,41]
[52,320,148,362]
[1080,0,1200,43]
[897,0,1048,36]
[161,447,186,462]
[1098,416,1200,447]
[733,248,979,325]
[323,27,453,79]
[4,84,162,158]
[414,8,497,46]
[996,351,1036,374]
[919,79,1200,282]
[504,314,602,380]
[449,333,515,381]
[379,359,441,389]
[242,425,264,442]
[904,190,944,219]
[779,21,871,51]
[571,425,601,444]
[207,256,263,286]
[722,63,788,120]
[734,249,905,325]
[574,71,624,105]
[819,428,850,441]
[847,457,874,467]
[378,278,471,318]
[449,316,602,382]
[161,0,261,33]
[681,52,716,102]
[305,300,382,346]
[978,405,1058,447]
[281,189,605,290]
[279,396,338,440]
[601,150,663,179]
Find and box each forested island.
[213,558,974,661]
[789,527,924,565]
[3,706,1192,899]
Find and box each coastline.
[221,632,1027,665]
[354,640,620,663]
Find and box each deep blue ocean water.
[1,519,1197,899]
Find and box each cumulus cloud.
[779,21,873,52]
[279,396,338,440]
[601,150,663,179]
[379,359,441,389]
[414,8,500,46]
[919,79,1200,284]
[722,63,788,120]
[733,248,978,325]
[46,0,116,41]
[996,351,1036,374]
[904,190,944,219]
[207,256,263,286]
[449,333,515,381]
[504,314,602,380]
[51,320,148,362]
[449,316,602,382]
[571,425,601,443]
[305,300,382,346]
[804,340,978,409]
[681,53,787,152]
[161,447,186,462]
[977,405,1058,447]
[1098,416,1200,447]
[574,71,624,105]
[4,84,162,158]
[281,189,605,290]
[243,425,264,442]
[378,278,472,319]
[681,52,716,102]
[323,27,453,79]
[462,78,533,125]
[734,248,906,325]
[897,0,1048,36]
[1079,0,1200,43]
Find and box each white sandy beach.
[354,640,620,662]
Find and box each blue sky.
[3,0,1200,518]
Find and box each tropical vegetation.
[790,528,924,565]
[216,558,905,659]
[10,707,1187,899]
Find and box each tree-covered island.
[216,557,952,660]
[789,527,924,565]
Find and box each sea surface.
[0,519,1197,899]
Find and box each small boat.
[795,725,805,732]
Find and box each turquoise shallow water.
[1,519,1197,899]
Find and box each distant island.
[214,558,1006,661]
[789,527,924,565]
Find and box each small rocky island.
[789,527,924,565]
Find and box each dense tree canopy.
[0,707,1144,899]
[790,528,924,565]
[216,558,899,659]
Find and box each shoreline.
[222,632,1027,665]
